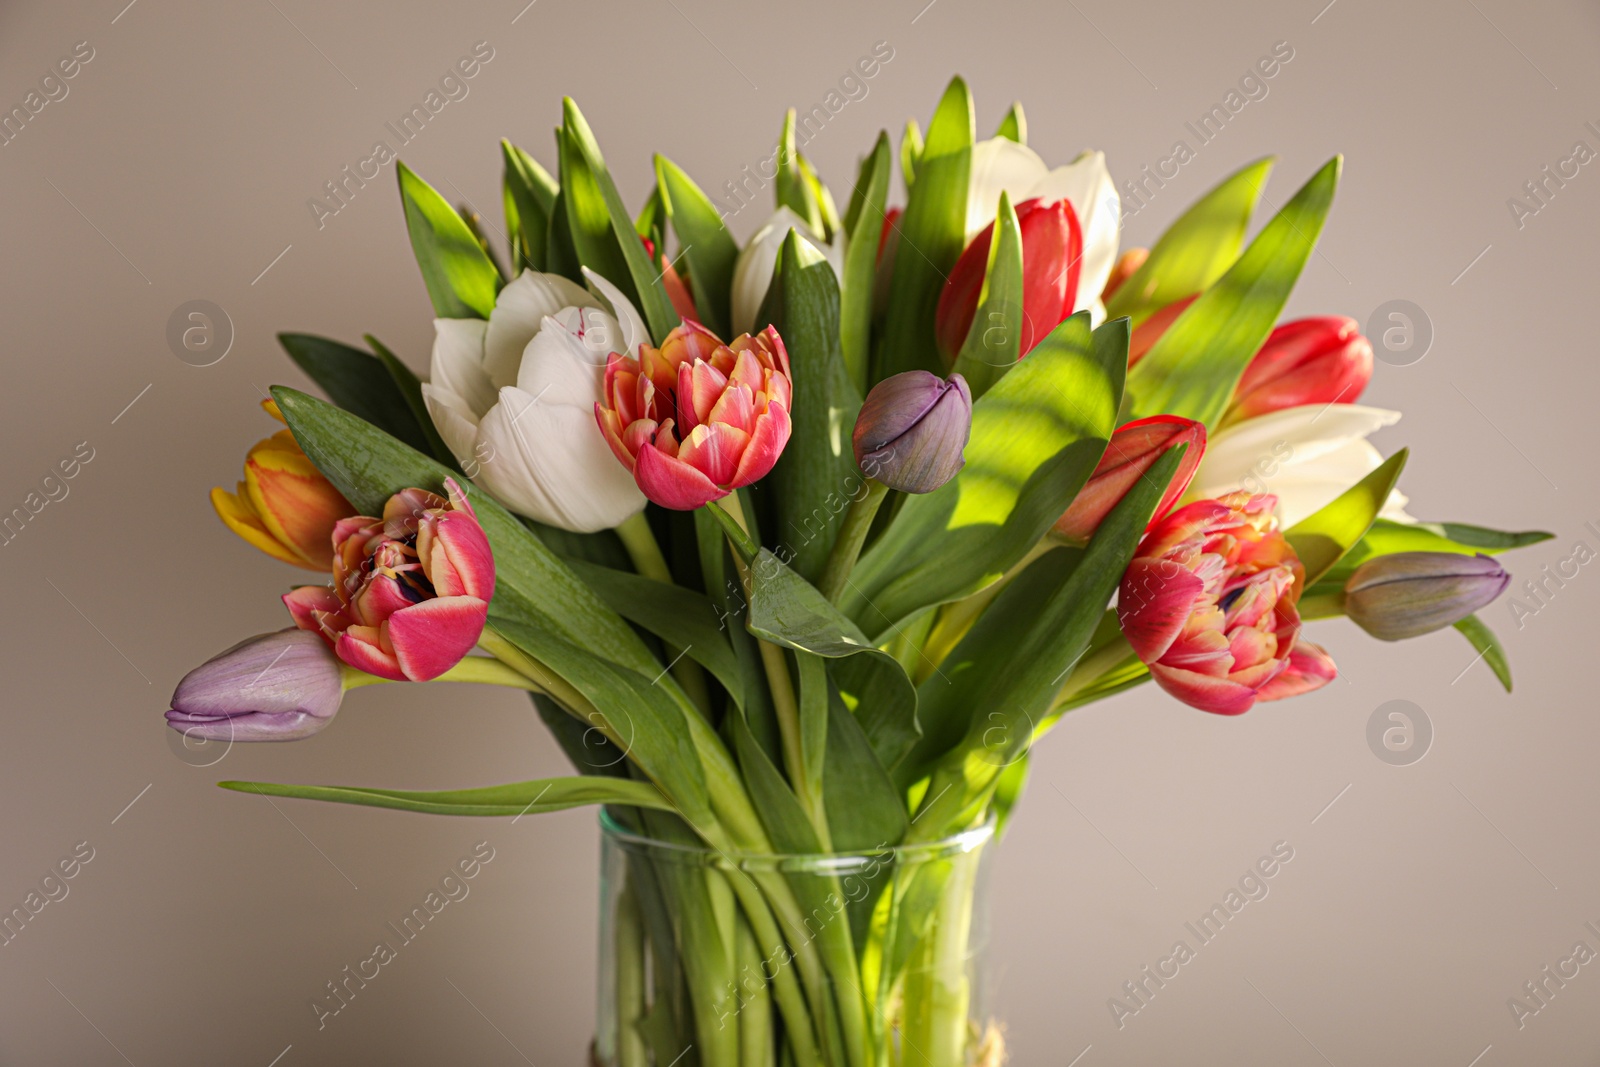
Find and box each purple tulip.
[1344,552,1511,641]
[852,371,973,494]
[166,629,344,741]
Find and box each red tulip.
[1224,316,1373,424]
[283,478,495,682]
[597,323,792,510]
[1054,416,1205,544]
[1126,293,1198,368]
[1117,492,1335,715]
[935,197,1083,361]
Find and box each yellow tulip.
[210,401,354,570]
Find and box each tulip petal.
[729,400,791,489]
[483,270,597,389]
[965,138,1050,236]
[582,267,651,357]
[421,510,496,600]
[421,384,485,472]
[1257,640,1338,701]
[385,596,488,681]
[166,708,331,742]
[242,431,352,569]
[1026,151,1119,315]
[429,318,497,418]
[1149,662,1259,715]
[283,585,343,637]
[731,208,840,336]
[1118,558,1207,664]
[335,628,406,681]
[211,486,309,568]
[635,441,728,510]
[515,310,613,406]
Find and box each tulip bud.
[1224,316,1374,425]
[1344,552,1510,641]
[935,197,1084,362]
[1054,415,1205,544]
[853,371,972,493]
[166,629,345,741]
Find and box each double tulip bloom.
[211,400,355,570]
[597,322,793,510]
[1118,492,1336,715]
[284,479,495,682]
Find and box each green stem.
[816,480,889,604]
[614,882,648,1067]
[339,657,544,692]
[615,511,715,716]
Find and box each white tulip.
[421,268,648,533]
[965,138,1120,324]
[730,207,844,337]
[1188,403,1413,529]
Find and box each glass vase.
[593,811,999,1067]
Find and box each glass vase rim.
[597,809,996,871]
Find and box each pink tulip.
[283,478,495,682]
[935,197,1084,361]
[1117,492,1335,715]
[597,323,793,510]
[1054,415,1206,544]
[1224,316,1374,424]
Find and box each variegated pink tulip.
[597,323,793,510]
[283,478,495,682]
[1117,492,1335,715]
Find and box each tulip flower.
[597,324,793,510]
[935,197,1084,361]
[283,479,495,682]
[1127,294,1198,368]
[1223,317,1374,426]
[1344,551,1510,641]
[853,371,973,493]
[211,400,356,570]
[730,207,843,336]
[422,268,648,533]
[166,629,345,741]
[1188,404,1412,528]
[1118,492,1336,715]
[965,138,1119,322]
[1054,415,1205,544]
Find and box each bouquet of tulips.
[170,78,1548,1066]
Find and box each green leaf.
[900,118,924,195]
[842,314,1125,639]
[655,155,740,339]
[217,775,674,817]
[567,559,743,704]
[502,139,558,273]
[1286,449,1408,585]
[489,617,716,829]
[730,712,821,854]
[774,110,822,234]
[544,185,582,283]
[1126,157,1341,427]
[876,78,972,379]
[743,549,921,770]
[796,651,830,809]
[1455,613,1512,692]
[906,448,1186,836]
[824,689,909,851]
[949,191,1023,399]
[1106,157,1274,327]
[271,387,660,678]
[276,333,434,454]
[1321,518,1554,587]
[839,132,892,394]
[396,161,502,319]
[363,333,460,469]
[994,102,1026,144]
[560,99,679,343]
[764,231,862,583]
[798,153,841,239]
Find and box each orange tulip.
[210,400,356,570]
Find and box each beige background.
[2,0,1597,1063]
